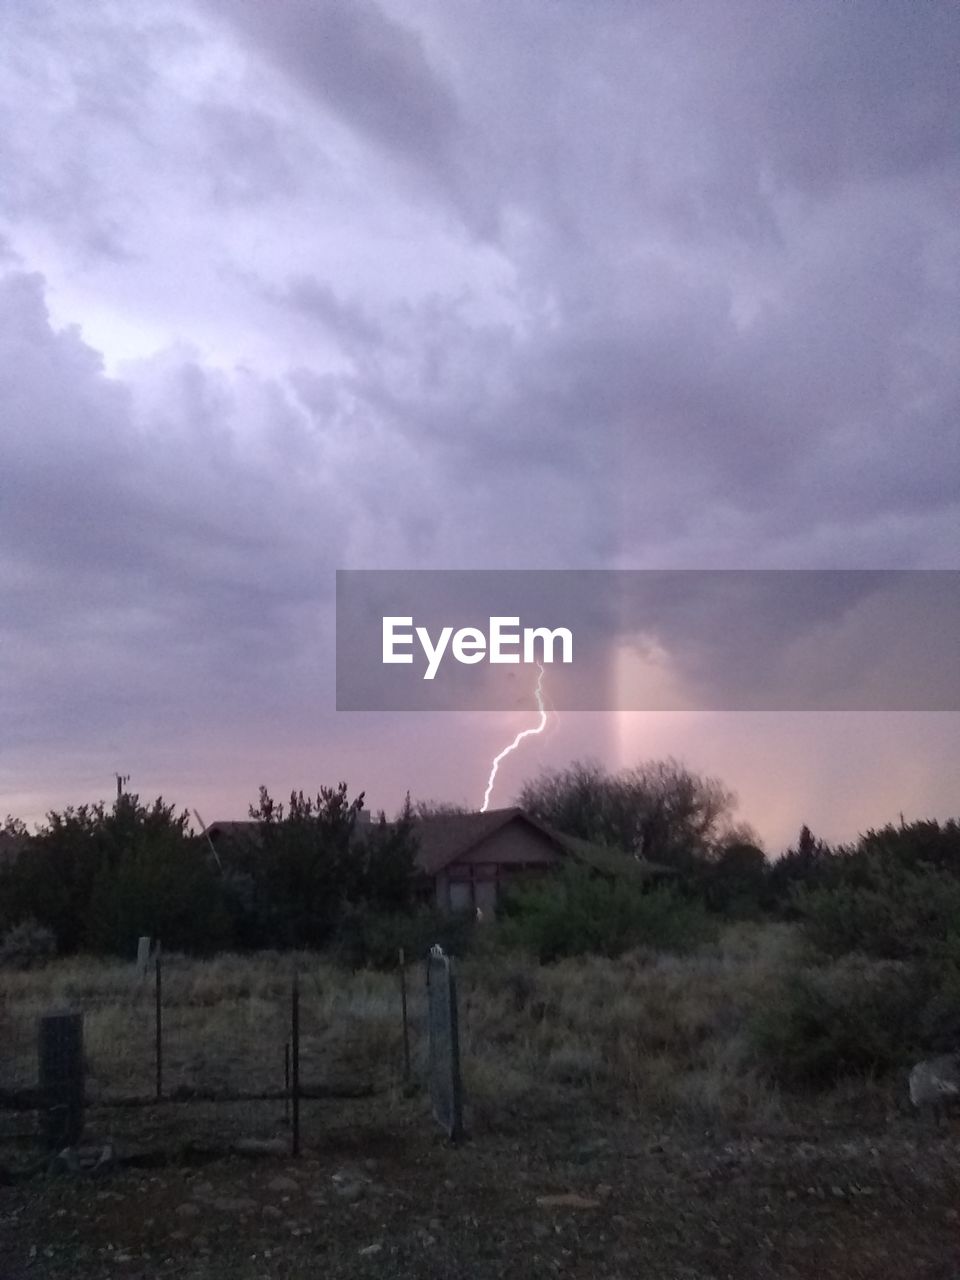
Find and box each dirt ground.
[2,1096,959,1280]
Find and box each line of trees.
[2,759,957,970]
[517,758,960,920]
[0,786,421,959]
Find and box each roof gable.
[411,808,564,875]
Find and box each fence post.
[426,945,464,1142]
[446,956,464,1143]
[39,1011,84,1151]
[399,947,411,1085]
[284,1042,291,1125]
[291,970,300,1157]
[155,944,163,1101]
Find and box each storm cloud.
[0,0,957,842]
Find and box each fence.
[0,944,465,1164]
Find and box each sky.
[1,0,957,852]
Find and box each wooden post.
[155,945,163,1101]
[39,1011,84,1151]
[291,971,300,1157]
[399,948,411,1085]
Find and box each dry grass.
[2,924,808,1127]
[456,921,799,1126]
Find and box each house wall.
[434,822,560,915]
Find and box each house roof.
[410,807,673,881]
[206,820,262,848]
[411,807,546,875]
[205,810,532,874]
[205,809,674,881]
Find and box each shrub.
[916,960,960,1052]
[330,905,477,970]
[794,857,960,962]
[700,842,768,916]
[0,919,57,970]
[751,956,923,1087]
[497,866,714,963]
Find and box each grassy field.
[2,926,957,1279]
[0,923,904,1129]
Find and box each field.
[2,926,959,1278]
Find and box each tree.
[353,794,419,913]
[765,825,838,912]
[1,795,224,955]
[1,803,104,950]
[701,841,768,914]
[85,797,226,954]
[517,757,741,872]
[412,799,471,818]
[248,783,367,948]
[857,819,960,876]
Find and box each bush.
[794,858,960,962]
[497,866,714,963]
[330,906,477,970]
[916,960,960,1052]
[0,919,57,970]
[758,848,960,1089]
[700,842,768,916]
[751,956,923,1087]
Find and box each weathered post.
[39,1011,84,1151]
[399,947,411,1085]
[426,945,463,1142]
[284,1042,291,1125]
[291,971,300,1157]
[136,936,151,978]
[155,945,163,1100]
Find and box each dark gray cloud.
[206,0,478,223]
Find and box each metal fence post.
[155,945,163,1100]
[445,956,464,1142]
[399,947,411,1085]
[39,1011,84,1151]
[284,1042,291,1125]
[291,971,300,1156]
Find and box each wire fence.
[0,945,463,1163]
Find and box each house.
[414,807,671,915]
[205,807,671,917]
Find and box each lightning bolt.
[480,662,547,813]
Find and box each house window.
[449,880,472,913]
[474,879,497,917]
